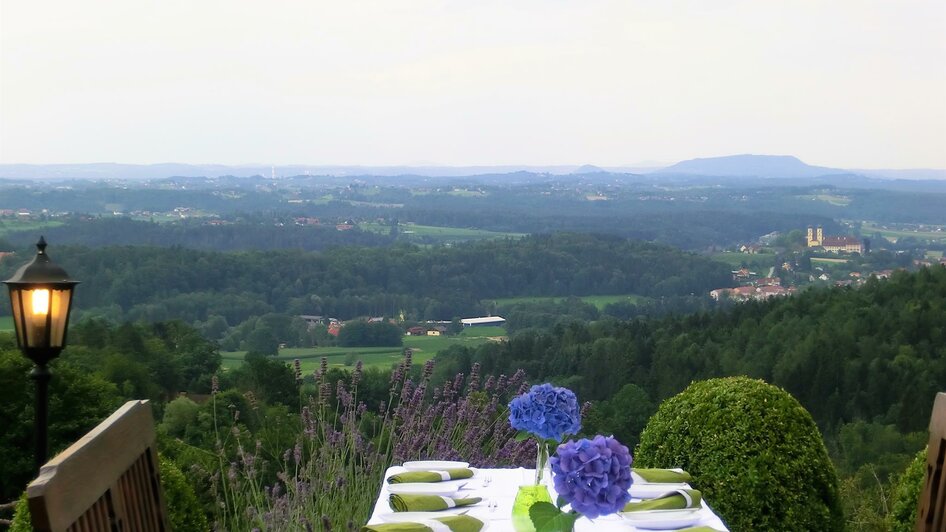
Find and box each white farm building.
[460,316,506,327]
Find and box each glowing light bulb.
[32,289,50,316]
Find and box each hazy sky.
[1,0,944,168]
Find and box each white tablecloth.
[368,467,730,531]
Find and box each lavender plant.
[208,353,534,531]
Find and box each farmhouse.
[299,315,325,327]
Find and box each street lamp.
[4,237,79,471]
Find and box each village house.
[754,277,781,287]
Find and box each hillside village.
[708,224,946,302]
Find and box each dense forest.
[5,215,394,251]
[432,266,944,475]
[0,233,733,324]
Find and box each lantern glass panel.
[48,287,72,348]
[9,287,25,347]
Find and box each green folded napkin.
[632,467,693,483]
[623,489,703,512]
[387,469,474,484]
[389,494,482,512]
[361,515,484,532]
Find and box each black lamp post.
[4,237,79,472]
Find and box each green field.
[861,222,946,243]
[797,194,851,206]
[710,252,777,269]
[0,219,64,237]
[491,294,646,310]
[811,257,850,264]
[220,330,502,372]
[458,325,507,337]
[0,316,12,331]
[447,189,487,197]
[359,222,524,242]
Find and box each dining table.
[367,466,730,531]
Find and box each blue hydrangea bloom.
[550,435,634,519]
[508,383,582,441]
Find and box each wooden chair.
[27,400,171,532]
[917,392,946,532]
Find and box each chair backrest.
[27,400,171,532]
[917,392,946,532]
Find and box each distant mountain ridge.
[651,154,845,179]
[1,156,943,181]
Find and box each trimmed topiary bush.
[636,376,843,532]
[889,447,927,532]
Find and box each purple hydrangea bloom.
[550,435,634,519]
[508,383,581,441]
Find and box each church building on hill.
[806,226,863,253]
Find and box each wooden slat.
[26,400,170,532]
[917,392,946,532]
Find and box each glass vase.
[511,484,552,532]
[534,441,551,485]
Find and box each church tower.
[807,225,823,247]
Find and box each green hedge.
[10,454,208,531]
[635,376,843,532]
[889,447,927,532]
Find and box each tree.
[159,396,200,438]
[243,326,278,357]
[338,321,403,347]
[584,383,654,449]
[0,344,122,501]
[200,314,230,340]
[226,351,297,407]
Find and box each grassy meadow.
[710,251,778,270]
[220,328,504,372]
[491,294,647,310]
[861,222,946,243]
[796,193,851,206]
[359,221,524,242]
[0,316,12,331]
[811,257,850,264]
[0,219,64,238]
